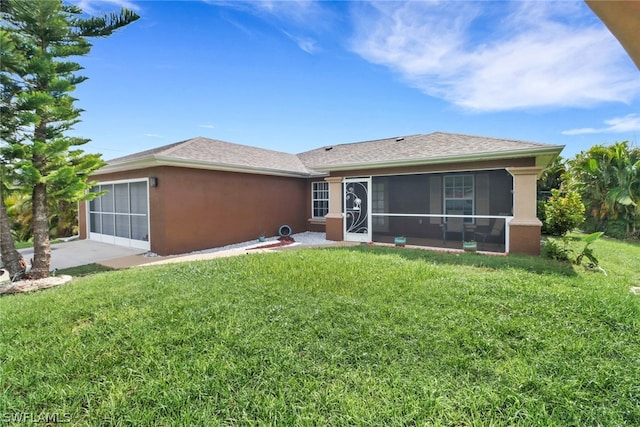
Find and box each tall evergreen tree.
[0,22,27,275]
[0,0,139,278]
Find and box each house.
[79,132,563,256]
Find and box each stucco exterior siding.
[82,166,310,255]
[84,133,563,257]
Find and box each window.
[444,175,474,222]
[312,181,329,218]
[88,180,149,247]
[371,181,387,229]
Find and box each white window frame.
[443,174,474,223]
[87,178,151,250]
[371,180,388,231]
[311,181,329,219]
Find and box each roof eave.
[307,146,565,172]
[93,155,315,178]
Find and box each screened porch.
[346,170,514,253]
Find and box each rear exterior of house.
[81,167,310,255]
[80,133,563,256]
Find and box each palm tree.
[569,141,640,238]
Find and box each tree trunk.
[0,187,23,276]
[30,182,50,279]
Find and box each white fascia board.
[309,146,565,172]
[93,155,314,178]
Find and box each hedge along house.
[79,132,563,256]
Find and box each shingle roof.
[99,132,563,176]
[297,132,562,170]
[106,137,313,176]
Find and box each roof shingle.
[102,132,563,176]
[297,132,560,170]
[108,137,313,176]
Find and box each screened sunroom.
[343,169,514,253]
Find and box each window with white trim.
[371,181,387,228]
[443,175,474,223]
[89,180,149,242]
[312,181,329,218]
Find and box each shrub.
[542,237,571,262]
[542,232,607,275]
[537,199,547,230]
[543,189,585,236]
[574,232,604,268]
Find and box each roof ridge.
[102,132,562,177]
[430,131,547,146]
[159,137,204,156]
[107,138,192,162]
[182,136,299,156]
[300,134,423,154]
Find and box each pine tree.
[1,20,27,276]
[0,0,139,278]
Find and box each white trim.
[311,181,330,219]
[94,155,317,178]
[87,178,151,251]
[369,213,513,253]
[310,146,564,172]
[89,177,149,186]
[505,217,511,253]
[343,177,372,242]
[371,213,510,219]
[371,180,389,232]
[443,174,475,223]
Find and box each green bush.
[537,199,547,229]
[543,189,585,236]
[542,237,571,262]
[574,232,604,268]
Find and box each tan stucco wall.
[508,167,543,224]
[84,167,310,255]
[324,176,345,241]
[507,167,543,255]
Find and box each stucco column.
[507,167,543,255]
[324,176,344,241]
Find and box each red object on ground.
[249,236,295,250]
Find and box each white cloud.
[207,0,328,54]
[144,133,163,138]
[199,124,216,129]
[562,114,640,135]
[282,31,319,54]
[349,1,640,112]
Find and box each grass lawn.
[1,236,639,425]
[13,238,66,250]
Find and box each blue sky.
[71,0,640,161]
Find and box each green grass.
[56,263,114,277]
[13,240,34,250]
[1,237,639,426]
[13,238,66,250]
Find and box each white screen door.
[344,178,371,242]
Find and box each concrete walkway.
[19,240,147,270]
[16,233,353,271]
